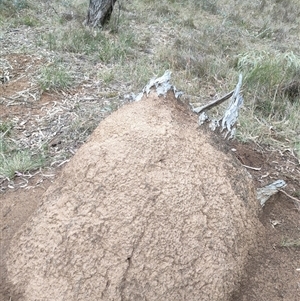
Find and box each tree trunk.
[85,0,117,28]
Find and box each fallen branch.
[192,90,234,114]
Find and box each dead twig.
[192,90,234,114]
[279,189,300,203]
[242,164,261,171]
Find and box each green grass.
[39,26,136,63]
[98,32,136,63]
[0,0,30,17]
[281,238,300,248]
[295,143,300,158]
[0,135,45,180]
[0,148,45,179]
[18,15,39,27]
[45,28,104,54]
[199,0,219,15]
[0,121,13,136]
[38,64,73,91]
[235,50,300,147]
[114,57,168,90]
[237,51,300,101]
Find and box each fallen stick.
[279,189,300,203]
[242,164,261,171]
[193,90,234,114]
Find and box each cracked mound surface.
[6,92,262,301]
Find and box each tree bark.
[85,0,117,28]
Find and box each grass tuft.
[200,0,219,14]
[18,15,39,27]
[0,0,30,17]
[0,121,13,136]
[281,238,300,248]
[38,64,73,91]
[39,27,135,62]
[60,28,105,54]
[0,149,45,179]
[237,51,300,117]
[98,32,136,63]
[0,136,45,180]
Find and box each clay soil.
[1,55,300,301]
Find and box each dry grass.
[0,0,300,183]
[281,237,300,248]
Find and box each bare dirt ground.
[1,55,300,300]
[228,141,300,301]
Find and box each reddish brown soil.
[0,178,55,301]
[1,54,43,98]
[1,54,60,120]
[0,55,300,300]
[228,141,300,301]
